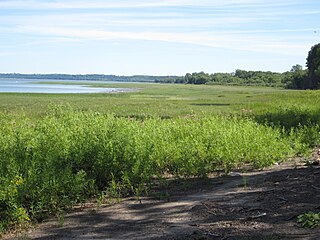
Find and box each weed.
[0,84,319,233]
[242,175,248,189]
[297,211,320,228]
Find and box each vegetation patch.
[297,212,320,229]
[1,80,320,235]
[0,108,310,232]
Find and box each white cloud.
[0,0,315,32]
[1,14,263,30]
[0,0,295,9]
[16,25,310,56]
[0,0,315,61]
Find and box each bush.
[0,110,308,232]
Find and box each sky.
[0,0,319,75]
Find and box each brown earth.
[3,157,320,240]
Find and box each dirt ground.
[3,156,320,240]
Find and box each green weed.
[297,211,320,228]
[0,84,319,233]
[0,109,308,232]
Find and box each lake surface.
[0,78,129,94]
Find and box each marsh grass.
[0,84,301,118]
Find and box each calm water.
[0,78,128,94]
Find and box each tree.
[306,43,320,89]
[193,72,211,84]
[283,64,308,89]
[185,73,192,84]
[184,72,211,84]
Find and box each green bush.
[0,110,309,232]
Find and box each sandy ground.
[3,158,320,240]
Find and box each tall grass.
[0,108,308,232]
[254,105,320,147]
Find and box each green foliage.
[154,76,184,83]
[297,211,320,228]
[211,72,243,84]
[283,43,320,89]
[306,43,320,89]
[185,72,211,84]
[182,70,284,87]
[282,65,308,89]
[233,69,283,87]
[0,109,306,232]
[0,73,172,83]
[254,105,320,149]
[153,42,319,89]
[0,175,30,231]
[1,84,320,233]
[255,105,320,129]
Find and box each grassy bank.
[0,109,309,232]
[1,83,320,233]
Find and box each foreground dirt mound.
[4,159,320,240]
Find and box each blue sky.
[0,0,319,75]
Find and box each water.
[0,78,129,94]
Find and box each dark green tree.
[185,73,192,84]
[306,43,320,89]
[193,72,211,84]
[283,64,308,89]
[184,72,211,84]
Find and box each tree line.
[1,43,319,89]
[183,70,284,87]
[0,73,180,83]
[158,43,320,90]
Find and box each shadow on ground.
[191,103,231,106]
[8,163,320,240]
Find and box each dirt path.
[4,159,320,240]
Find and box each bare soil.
[4,157,320,240]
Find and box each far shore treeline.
[0,73,162,83]
[158,43,320,90]
[1,43,319,89]
[0,70,306,88]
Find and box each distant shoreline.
[0,78,137,94]
[0,73,181,83]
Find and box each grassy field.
[1,83,320,232]
[1,83,320,118]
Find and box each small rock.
[230,172,241,177]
